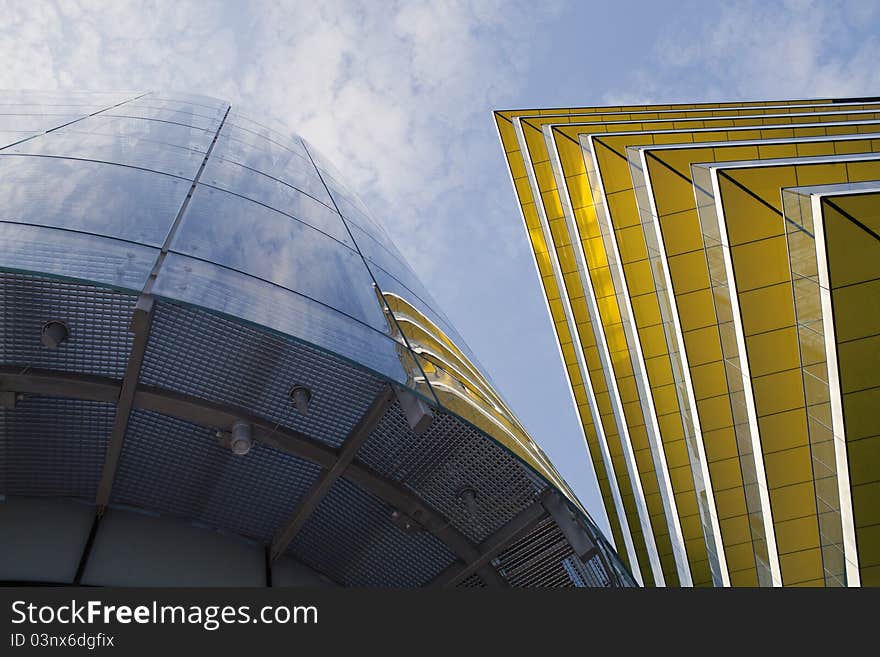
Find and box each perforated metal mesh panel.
[493,517,579,588]
[0,395,113,500]
[455,573,487,588]
[358,400,546,543]
[112,409,321,545]
[141,302,386,447]
[562,554,612,587]
[0,93,638,588]
[289,477,458,587]
[587,554,614,587]
[0,272,137,378]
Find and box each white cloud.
[0,0,598,516]
[242,0,556,277]
[605,0,880,104]
[0,0,561,285]
[0,0,572,452]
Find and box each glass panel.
[204,144,333,214]
[148,92,228,110]
[200,159,352,247]
[226,109,308,158]
[211,132,330,205]
[123,98,226,120]
[0,222,157,292]
[0,154,190,246]
[303,138,347,183]
[369,264,478,367]
[169,185,388,332]
[0,114,83,132]
[8,131,204,180]
[151,253,407,382]
[65,115,216,152]
[0,104,106,115]
[0,91,131,106]
[332,189,395,247]
[347,221,437,311]
[0,131,36,148]
[321,169,372,216]
[106,107,219,131]
[225,122,308,160]
[220,123,309,163]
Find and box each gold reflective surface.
[496,97,880,586]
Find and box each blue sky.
[2,0,878,536]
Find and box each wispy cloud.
[14,0,873,532]
[245,1,562,280]
[0,0,589,505]
[0,0,561,283]
[604,0,880,104]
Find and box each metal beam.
[0,92,148,153]
[95,295,154,511]
[0,367,491,578]
[0,368,119,403]
[73,511,102,585]
[343,463,507,587]
[94,105,234,511]
[394,385,433,435]
[543,491,597,560]
[0,366,336,466]
[264,547,273,588]
[136,383,335,466]
[269,385,395,560]
[432,493,550,588]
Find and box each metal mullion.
[704,167,783,586]
[95,104,232,511]
[0,91,150,153]
[634,146,731,586]
[810,192,861,584]
[514,116,653,585]
[579,132,692,585]
[269,386,395,560]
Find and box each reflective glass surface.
[0,154,190,246]
[8,130,205,179]
[211,132,331,205]
[123,98,226,121]
[0,114,83,132]
[0,222,157,292]
[200,158,344,240]
[64,115,217,152]
[150,253,406,382]
[369,266,473,357]
[301,137,348,183]
[0,92,599,577]
[347,221,436,309]
[149,93,229,110]
[321,172,391,239]
[226,109,309,159]
[169,185,388,333]
[0,131,35,148]
[105,107,220,131]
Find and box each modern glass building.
[496,98,880,587]
[0,91,635,588]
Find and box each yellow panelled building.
[495,98,880,586]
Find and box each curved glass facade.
[0,91,632,587]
